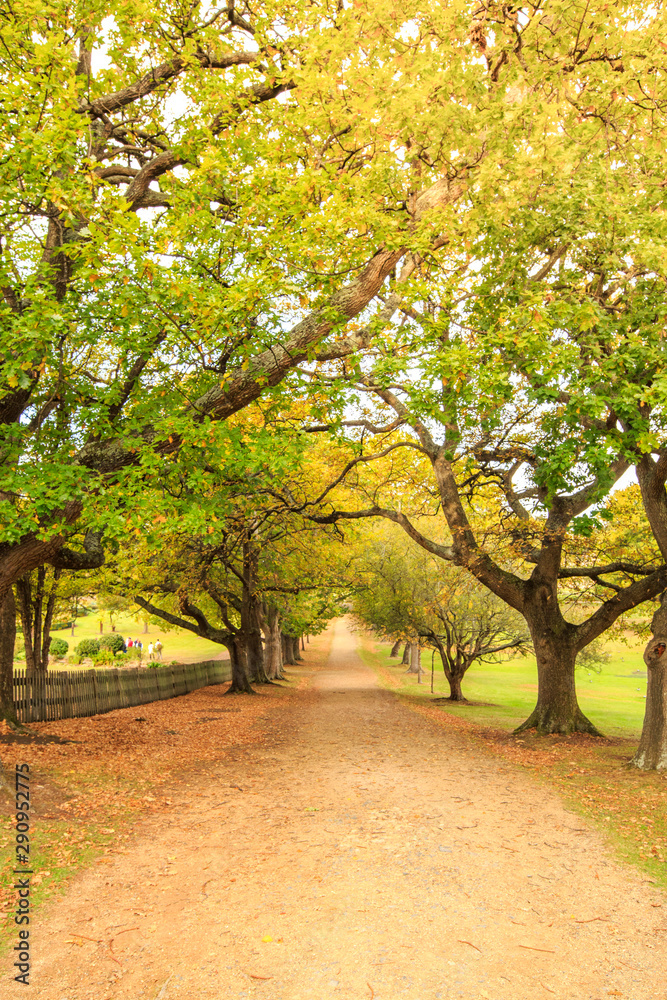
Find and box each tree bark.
[15,567,61,675]
[263,607,284,680]
[405,642,421,674]
[0,588,19,726]
[401,643,410,665]
[445,670,466,702]
[227,636,255,694]
[634,594,667,770]
[242,539,269,684]
[281,633,292,665]
[515,624,601,735]
[390,639,402,658]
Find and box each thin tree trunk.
[39,567,61,673]
[634,594,667,770]
[401,643,410,665]
[390,640,401,658]
[293,636,303,662]
[16,567,61,675]
[16,576,36,676]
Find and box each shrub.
[49,637,69,658]
[51,620,72,631]
[92,649,114,666]
[76,638,100,657]
[99,633,125,654]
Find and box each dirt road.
[7,620,667,999]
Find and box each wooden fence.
[12,659,232,723]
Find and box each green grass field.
[362,635,648,738]
[39,610,228,668]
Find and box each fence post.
[63,672,72,720]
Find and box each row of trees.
[352,525,530,701]
[3,1,667,769]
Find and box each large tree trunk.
[434,641,469,701]
[226,636,255,694]
[241,539,268,684]
[444,669,467,702]
[390,639,401,658]
[293,636,303,662]
[245,600,269,684]
[283,635,301,664]
[634,594,667,770]
[0,589,20,726]
[401,643,410,665]
[516,625,601,735]
[263,607,284,680]
[405,642,421,674]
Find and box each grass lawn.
[360,634,648,738]
[36,610,228,668]
[358,630,667,890]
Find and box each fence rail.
[12,659,231,723]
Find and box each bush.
[99,633,125,654]
[76,638,100,657]
[51,620,72,631]
[49,637,69,658]
[92,649,114,666]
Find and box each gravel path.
[8,619,667,999]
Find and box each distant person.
[154,639,163,661]
[148,641,154,662]
[127,637,134,649]
[135,639,143,663]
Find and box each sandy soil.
[6,619,667,1000]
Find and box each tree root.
[514,705,604,737]
[224,684,257,695]
[1,716,33,735]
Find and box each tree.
[3,0,638,723]
[301,1,667,734]
[353,527,529,700]
[96,409,354,691]
[15,566,62,675]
